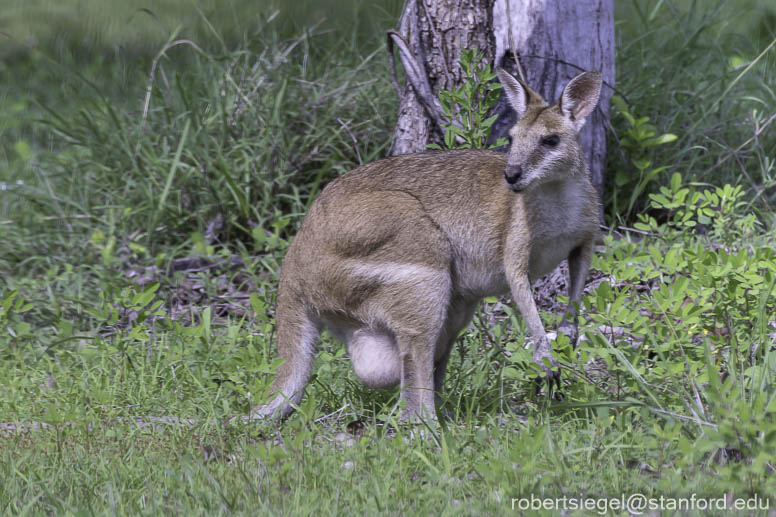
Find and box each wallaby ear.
[559,71,602,131]
[497,68,530,120]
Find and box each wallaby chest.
[523,178,598,282]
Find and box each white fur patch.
[347,329,401,388]
[345,262,445,286]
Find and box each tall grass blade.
[152,118,191,239]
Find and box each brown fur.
[251,69,603,421]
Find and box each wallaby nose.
[504,164,523,185]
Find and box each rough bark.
[389,0,495,155]
[389,0,615,201]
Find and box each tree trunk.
[389,0,495,155]
[389,0,614,201]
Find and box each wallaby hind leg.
[398,333,439,421]
[351,278,450,421]
[250,294,321,421]
[375,267,451,421]
[390,281,452,421]
[433,299,477,409]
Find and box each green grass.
[2,216,775,514]
[1,0,776,515]
[0,0,403,58]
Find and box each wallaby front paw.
[532,348,560,383]
[558,320,579,346]
[227,413,267,426]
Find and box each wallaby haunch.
[252,68,603,421]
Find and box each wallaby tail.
[251,300,320,421]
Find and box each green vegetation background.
[1,1,775,515]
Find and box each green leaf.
[2,290,18,312]
[632,159,651,170]
[132,283,160,308]
[15,140,32,162]
[250,292,267,318]
[444,129,456,149]
[728,55,749,69]
[650,133,677,145]
[155,119,191,223]
[670,172,682,193]
[482,114,499,128]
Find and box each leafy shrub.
[566,173,774,493]
[428,48,507,150]
[608,95,676,219]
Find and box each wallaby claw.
[228,404,280,426]
[227,413,265,426]
[532,346,561,392]
[558,320,579,347]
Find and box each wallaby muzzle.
[504,163,524,189]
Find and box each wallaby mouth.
[506,180,526,193]
[504,164,528,193]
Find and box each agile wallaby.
[251,68,602,421]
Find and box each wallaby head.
[496,68,602,192]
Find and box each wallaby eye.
[541,135,560,147]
